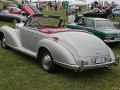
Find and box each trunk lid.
[56,32,109,57]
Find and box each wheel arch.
[36,39,78,65]
[37,46,50,59]
[0,31,4,40]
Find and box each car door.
[19,25,44,52]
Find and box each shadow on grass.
[108,44,120,48]
[8,47,39,66]
[3,46,119,80]
[55,66,112,76]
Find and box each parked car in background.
[67,0,87,15]
[83,8,114,19]
[113,22,120,29]
[0,10,26,23]
[0,14,119,73]
[64,17,120,44]
[68,4,79,14]
[8,6,21,14]
[8,5,40,16]
[112,7,120,16]
[7,6,27,16]
[21,5,35,16]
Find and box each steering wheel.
[31,22,42,29]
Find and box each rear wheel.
[38,49,56,73]
[1,36,8,49]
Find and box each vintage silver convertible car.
[0,14,119,73]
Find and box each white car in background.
[68,4,79,14]
[112,7,120,16]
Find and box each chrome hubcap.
[42,54,51,70]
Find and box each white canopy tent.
[17,0,120,4]
[85,0,120,5]
[68,0,88,6]
[18,0,88,6]
[25,0,87,3]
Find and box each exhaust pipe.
[115,55,120,66]
[80,60,84,72]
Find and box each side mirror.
[115,55,120,66]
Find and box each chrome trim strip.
[104,40,120,43]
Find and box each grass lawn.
[0,1,120,90]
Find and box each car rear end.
[56,31,118,71]
[102,30,120,44]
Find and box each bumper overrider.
[115,55,120,65]
[65,56,120,72]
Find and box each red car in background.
[8,6,21,14]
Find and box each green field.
[0,1,120,90]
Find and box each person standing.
[48,1,52,10]
[63,1,69,15]
[3,3,8,10]
[54,3,58,14]
[39,2,43,12]
[36,0,43,13]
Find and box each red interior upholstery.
[9,10,19,14]
[38,28,69,34]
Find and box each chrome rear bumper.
[81,61,116,71]
[55,58,120,72]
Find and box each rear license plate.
[95,56,105,64]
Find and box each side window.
[78,18,87,26]
[86,19,93,27]
[25,17,39,27]
[25,18,34,28]
[114,9,120,11]
[25,17,42,30]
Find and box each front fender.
[36,38,78,65]
[0,25,22,48]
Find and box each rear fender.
[36,39,78,65]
